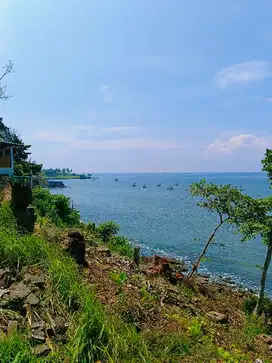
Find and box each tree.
[189,152,272,316]
[237,150,272,315]
[187,180,267,279]
[0,61,14,100]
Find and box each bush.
[97,221,120,242]
[33,187,80,228]
[109,236,133,258]
[243,295,272,317]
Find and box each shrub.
[109,236,133,257]
[33,187,80,228]
[97,221,120,242]
[243,295,272,317]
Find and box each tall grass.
[0,203,150,362]
[0,203,262,362]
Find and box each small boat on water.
[132,182,137,187]
[115,177,119,182]
[167,185,174,191]
[143,184,147,189]
[175,183,179,186]
[156,183,161,187]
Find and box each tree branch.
[187,216,229,280]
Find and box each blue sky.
[0,0,272,172]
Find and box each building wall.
[0,155,11,168]
[0,167,13,176]
[0,146,14,175]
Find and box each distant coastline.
[43,168,92,180]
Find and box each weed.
[108,236,133,258]
[140,285,157,302]
[188,317,204,340]
[143,330,191,362]
[109,271,127,286]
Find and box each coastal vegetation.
[187,150,272,317]
[0,104,272,360]
[0,191,272,361]
[43,168,92,180]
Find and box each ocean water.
[52,173,272,293]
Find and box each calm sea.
[52,173,272,293]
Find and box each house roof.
[0,142,21,149]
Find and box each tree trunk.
[254,242,272,316]
[187,221,224,280]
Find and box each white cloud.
[33,130,180,150]
[208,134,270,154]
[69,124,96,132]
[70,138,180,150]
[99,84,112,104]
[33,120,181,150]
[101,126,137,133]
[215,61,272,88]
[34,131,70,143]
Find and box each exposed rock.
[196,275,209,285]
[0,288,9,298]
[9,281,31,299]
[220,276,235,285]
[54,316,68,335]
[31,321,45,330]
[31,329,46,342]
[32,344,51,357]
[26,293,39,306]
[206,311,228,324]
[3,274,15,288]
[7,320,18,335]
[143,255,187,277]
[97,246,112,257]
[66,231,86,265]
[0,269,12,288]
[23,273,45,288]
[255,359,263,363]
[0,268,10,279]
[168,272,185,285]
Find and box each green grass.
[0,334,37,363]
[0,202,270,362]
[0,203,151,362]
